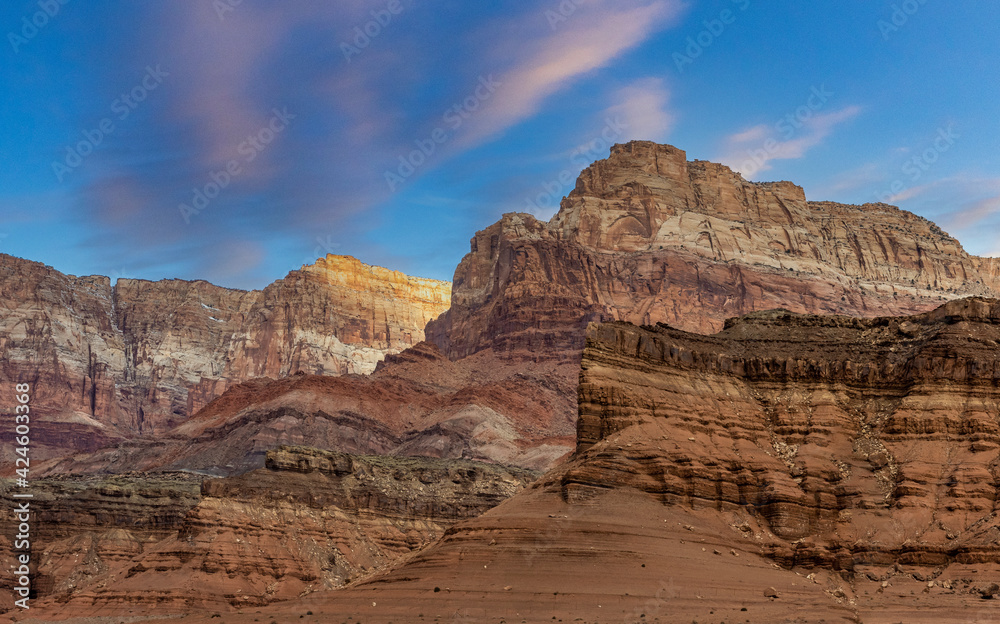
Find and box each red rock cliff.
[0,254,450,463]
[287,299,1000,622]
[427,141,998,360]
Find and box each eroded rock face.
[0,473,203,613]
[0,254,450,463]
[428,141,998,360]
[239,299,1000,623]
[38,343,577,476]
[1,447,535,614]
[569,298,1000,609]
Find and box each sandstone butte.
[0,253,451,464]
[427,140,1000,359]
[43,140,1000,479]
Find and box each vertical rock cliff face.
[0,254,450,461]
[427,141,998,360]
[575,299,1000,531]
[972,256,1000,293]
[0,259,126,458]
[223,254,454,380]
[565,297,1000,617]
[282,299,1000,623]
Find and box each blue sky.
[1,0,998,289]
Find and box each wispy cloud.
[886,183,934,203]
[872,175,1000,257]
[810,161,884,198]
[452,0,685,151]
[721,106,862,178]
[943,195,1000,231]
[606,77,675,142]
[895,175,1000,214]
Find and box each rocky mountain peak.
[428,141,999,360]
[0,252,452,466]
[301,254,451,301]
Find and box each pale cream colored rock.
[0,253,450,461]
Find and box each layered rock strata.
[203,298,1000,623]
[428,141,999,360]
[1,446,535,614]
[0,254,450,463]
[37,343,577,476]
[574,296,1000,569]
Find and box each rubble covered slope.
[238,297,1000,623]
[0,446,535,614]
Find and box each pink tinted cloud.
[940,194,1000,231]
[452,0,685,151]
[164,4,303,176]
[721,106,862,178]
[87,174,150,225]
[605,77,675,142]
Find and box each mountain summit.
[429,141,999,359]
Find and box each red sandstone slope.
[37,343,577,476]
[187,297,1000,623]
[1,447,535,615]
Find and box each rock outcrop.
[215,299,1000,623]
[1,446,535,614]
[574,297,1000,569]
[9,143,1000,622]
[37,343,577,476]
[0,472,203,613]
[428,141,999,360]
[0,254,450,463]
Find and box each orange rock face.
[428,141,998,359]
[195,299,1000,623]
[0,254,450,465]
